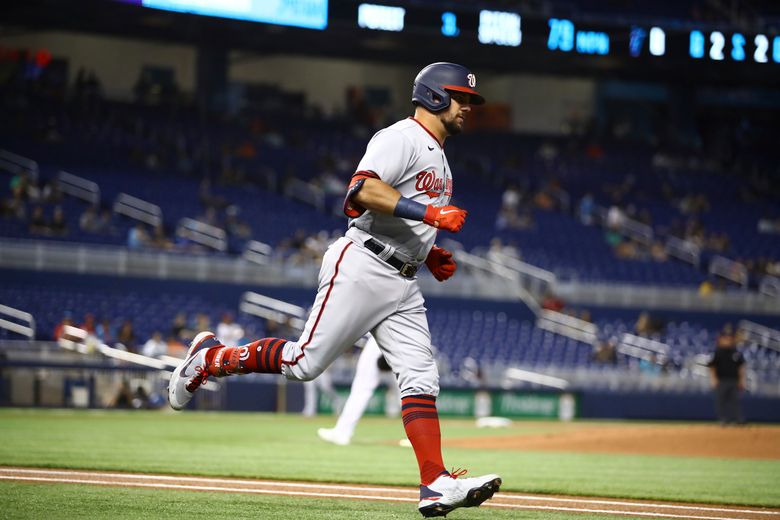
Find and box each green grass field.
[1,408,779,519]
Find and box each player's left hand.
[425,245,457,282]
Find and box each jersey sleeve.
[355,129,413,187]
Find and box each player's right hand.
[423,205,467,232]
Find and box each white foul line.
[1,468,776,520]
[500,495,780,516]
[0,475,753,520]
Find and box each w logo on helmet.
[467,73,476,88]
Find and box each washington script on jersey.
[416,170,453,198]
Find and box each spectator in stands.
[9,169,31,202]
[53,312,74,341]
[193,313,210,335]
[592,337,617,364]
[1,188,26,220]
[28,206,49,234]
[141,331,168,358]
[79,205,100,233]
[170,312,192,343]
[127,223,150,249]
[49,206,68,236]
[578,192,596,226]
[614,238,640,260]
[758,215,780,234]
[639,353,662,376]
[40,179,62,204]
[115,319,137,352]
[109,379,134,409]
[96,318,115,345]
[80,313,97,335]
[277,229,308,258]
[495,182,534,230]
[198,178,228,213]
[264,315,297,341]
[224,205,251,240]
[150,223,173,250]
[216,312,244,347]
[698,277,716,297]
[541,290,565,312]
[707,324,746,425]
[634,311,665,337]
[95,208,116,235]
[605,205,625,231]
[109,379,150,409]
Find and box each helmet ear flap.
[412,81,451,112]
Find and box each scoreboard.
[349,3,780,66]
[129,0,780,66]
[116,0,780,82]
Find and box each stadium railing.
[0,149,38,181]
[0,303,35,339]
[57,171,101,206]
[113,193,162,228]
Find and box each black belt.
[363,238,418,278]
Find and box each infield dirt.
[445,423,780,459]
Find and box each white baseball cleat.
[417,471,502,517]
[317,427,352,446]
[168,331,223,410]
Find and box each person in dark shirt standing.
[707,323,746,425]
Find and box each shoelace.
[449,468,468,479]
[185,365,209,393]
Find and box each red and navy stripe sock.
[242,338,286,373]
[401,394,446,486]
[205,337,286,375]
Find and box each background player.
[317,334,400,445]
[168,62,501,517]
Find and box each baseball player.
[317,334,400,445]
[169,62,501,517]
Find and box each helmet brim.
[443,85,485,105]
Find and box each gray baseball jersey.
[349,117,453,263]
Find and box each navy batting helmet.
[412,62,485,112]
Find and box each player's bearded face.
[440,92,472,136]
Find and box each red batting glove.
[423,205,468,232]
[425,245,457,282]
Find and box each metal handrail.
[665,236,701,267]
[536,310,597,344]
[759,275,780,299]
[239,292,306,331]
[0,149,39,181]
[621,218,654,246]
[738,320,780,352]
[243,240,274,265]
[113,193,162,228]
[176,218,227,252]
[618,332,670,359]
[283,178,324,212]
[709,255,748,288]
[57,171,100,205]
[0,303,35,339]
